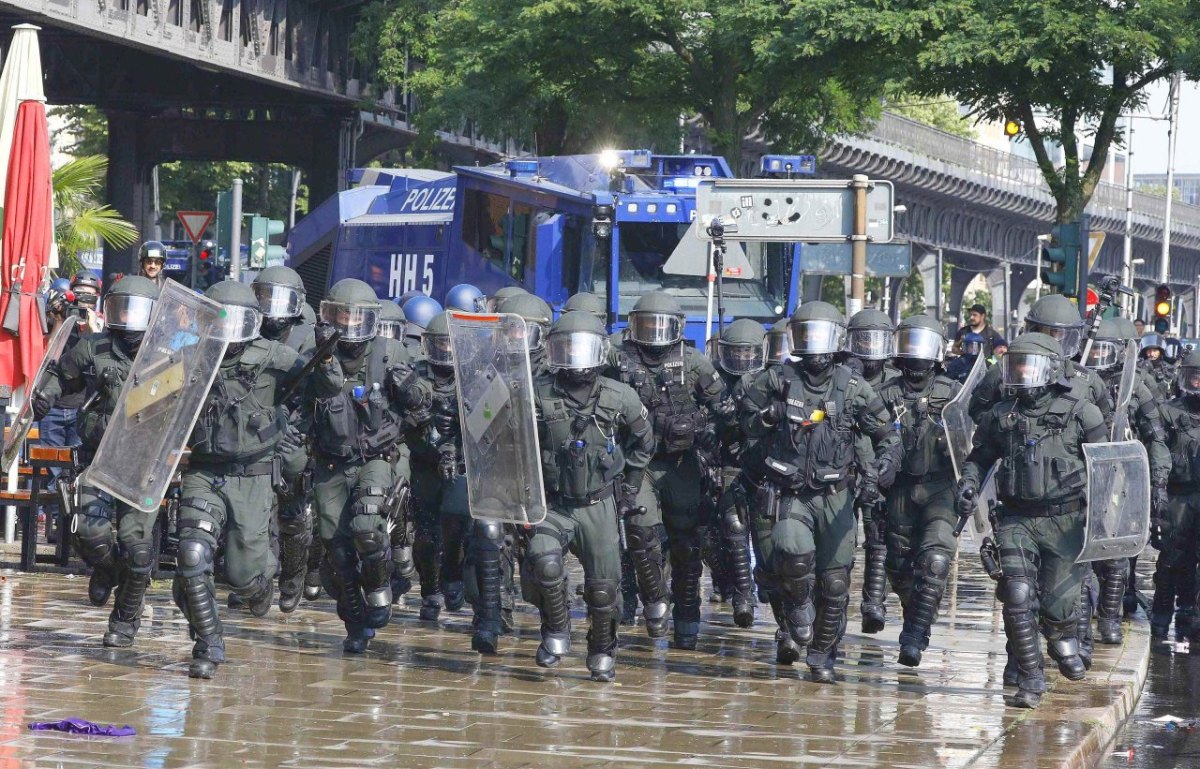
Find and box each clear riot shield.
[1077,440,1151,563]
[942,354,986,481]
[959,461,999,553]
[1110,341,1138,442]
[448,312,547,525]
[84,282,227,512]
[1,320,74,473]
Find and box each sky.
[1129,79,1200,176]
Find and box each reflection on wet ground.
[0,553,1148,768]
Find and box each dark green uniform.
[524,372,653,678]
[877,372,960,662]
[960,341,1106,707]
[1154,396,1200,641]
[606,339,725,643]
[968,359,1113,424]
[740,362,899,678]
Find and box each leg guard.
[75,504,118,606]
[999,577,1045,705]
[585,579,620,682]
[303,535,325,601]
[353,528,393,629]
[440,515,468,611]
[861,545,889,634]
[1151,559,1176,639]
[775,550,816,646]
[721,509,755,628]
[327,543,372,652]
[807,567,850,680]
[277,503,313,613]
[1075,574,1095,668]
[669,535,704,649]
[530,550,571,667]
[619,549,640,625]
[1095,559,1126,645]
[898,550,951,667]
[102,549,153,648]
[626,524,668,638]
[470,520,504,655]
[390,516,416,600]
[173,539,225,677]
[1044,617,1087,681]
[768,593,801,665]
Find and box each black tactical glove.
[277,424,305,457]
[99,366,122,395]
[314,321,338,352]
[955,480,978,520]
[856,473,880,507]
[875,456,898,491]
[696,424,719,455]
[30,390,53,421]
[617,483,641,518]
[386,363,421,407]
[1152,485,1169,518]
[759,400,787,427]
[437,442,458,481]
[1150,518,1165,550]
[432,409,458,439]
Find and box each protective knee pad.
[475,520,504,544]
[327,542,359,583]
[584,579,621,655]
[530,551,569,631]
[74,513,115,566]
[176,539,214,579]
[818,567,850,600]
[625,524,667,603]
[278,506,313,538]
[999,577,1034,610]
[531,550,565,588]
[775,550,816,605]
[810,568,850,653]
[915,550,951,582]
[124,542,157,577]
[720,509,747,537]
[353,529,389,561]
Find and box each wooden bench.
[0,445,76,570]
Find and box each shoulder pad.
[238,338,273,366]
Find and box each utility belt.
[552,485,614,509]
[749,477,850,524]
[1001,495,1085,518]
[187,456,277,478]
[895,470,954,486]
[314,446,393,467]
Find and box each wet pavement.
[0,552,1150,769]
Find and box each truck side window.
[461,189,509,271]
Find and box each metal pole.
[230,178,243,282]
[1194,278,1199,336]
[288,169,302,229]
[1123,120,1135,289]
[1035,240,1043,300]
[1003,261,1012,338]
[1161,73,1182,285]
[847,174,869,318]
[882,277,892,317]
[935,248,944,321]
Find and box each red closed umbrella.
[0,99,52,389]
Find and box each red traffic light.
[198,249,210,260]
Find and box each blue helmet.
[396,290,424,307]
[445,283,484,312]
[49,277,71,294]
[403,294,443,333]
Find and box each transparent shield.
[958,461,999,554]
[448,312,547,525]
[1,321,74,473]
[84,282,228,512]
[942,354,985,481]
[1077,440,1151,563]
[1110,342,1138,441]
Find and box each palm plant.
[52,154,138,275]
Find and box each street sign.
[1088,231,1106,269]
[695,178,895,243]
[799,241,912,277]
[177,211,214,243]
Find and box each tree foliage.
[354,0,891,168]
[802,0,1200,222]
[52,155,138,275]
[884,94,975,139]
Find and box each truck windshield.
[592,222,790,321]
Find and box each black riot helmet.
[1025,294,1085,359]
[1002,332,1063,403]
[104,275,159,351]
[547,308,609,387]
[1084,318,1126,374]
[766,318,790,367]
[377,299,408,341]
[206,280,263,344]
[1178,349,1200,395]
[846,308,894,361]
[628,290,685,347]
[564,291,607,321]
[894,314,945,384]
[320,278,382,342]
[789,301,845,377]
[496,292,553,353]
[422,311,455,370]
[712,318,766,376]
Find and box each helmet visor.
[505,320,546,352]
[422,333,454,365]
[1179,365,1200,395]
[848,329,893,360]
[788,319,844,355]
[962,338,983,356]
[628,312,683,346]
[894,327,944,361]
[103,294,156,331]
[215,305,263,343]
[767,331,791,363]
[378,318,407,341]
[1085,339,1123,371]
[718,340,765,375]
[1028,322,1083,358]
[1001,352,1056,389]
[319,301,380,342]
[547,330,608,370]
[253,283,304,319]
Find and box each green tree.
[52,155,139,275]
[884,94,975,139]
[803,0,1200,223]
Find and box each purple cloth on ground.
[28,718,135,736]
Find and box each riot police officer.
[1140,333,1176,401]
[377,300,408,341]
[252,266,317,613]
[957,333,1106,708]
[843,308,898,634]
[483,285,529,312]
[445,283,484,312]
[526,310,654,680]
[1153,349,1200,642]
[311,279,429,653]
[877,315,960,666]
[402,294,443,358]
[1082,318,1170,645]
[606,291,725,649]
[969,294,1113,423]
[563,291,607,321]
[740,301,900,682]
[709,319,766,628]
[174,280,305,677]
[767,318,791,367]
[33,276,159,643]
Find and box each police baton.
[280,328,341,403]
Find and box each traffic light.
[1154,284,1172,334]
[1004,119,1021,137]
[248,216,286,268]
[195,239,216,263]
[1040,221,1082,299]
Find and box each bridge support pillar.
[914,250,940,319]
[1008,265,1037,336]
[946,258,979,332]
[304,116,355,205]
[103,111,156,281]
